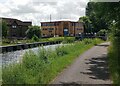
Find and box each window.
[12,25,17,28]
[72,23,74,26]
[42,23,46,26]
[57,23,59,26]
[42,28,48,30]
[77,28,82,30]
[49,28,54,30]
[55,23,58,26]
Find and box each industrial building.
[41,21,84,37]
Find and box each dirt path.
[51,42,112,84]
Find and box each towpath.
[51,42,112,84]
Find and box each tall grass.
[2,37,75,46]
[2,38,103,84]
[108,39,120,84]
[107,24,120,85]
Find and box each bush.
[62,37,75,43]
[82,38,103,45]
[92,38,103,45]
[2,21,8,38]
[96,29,108,36]
[82,38,93,44]
[32,35,39,42]
[26,26,41,39]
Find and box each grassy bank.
[108,40,120,84]
[2,38,103,84]
[2,37,75,46]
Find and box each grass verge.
[108,42,120,85]
[2,37,75,46]
[2,38,103,84]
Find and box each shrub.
[96,29,108,36]
[93,38,103,45]
[2,21,8,38]
[82,38,92,44]
[32,35,39,42]
[26,26,41,39]
[62,37,75,43]
[55,46,68,56]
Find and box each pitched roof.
[1,17,32,26]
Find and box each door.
[64,28,68,36]
[63,22,69,36]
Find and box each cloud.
[0,0,89,25]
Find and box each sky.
[0,0,89,25]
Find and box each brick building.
[41,21,84,37]
[1,17,32,39]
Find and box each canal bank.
[1,41,62,53]
[2,43,66,66]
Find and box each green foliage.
[2,37,75,46]
[48,37,64,42]
[108,44,120,84]
[2,38,103,84]
[26,26,41,39]
[92,38,103,45]
[86,2,109,33]
[83,39,93,44]
[89,2,120,84]
[62,37,75,43]
[79,16,92,33]
[56,46,68,56]
[32,35,39,42]
[2,21,8,38]
[82,38,102,45]
[96,29,108,36]
[48,37,75,43]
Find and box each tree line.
[81,2,120,84]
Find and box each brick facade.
[41,21,84,37]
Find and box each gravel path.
[51,42,112,84]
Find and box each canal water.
[1,44,65,66]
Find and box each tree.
[86,2,109,33]
[88,2,120,84]
[79,16,92,33]
[2,21,8,38]
[26,26,41,39]
[87,2,120,38]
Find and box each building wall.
[41,21,84,37]
[2,18,31,39]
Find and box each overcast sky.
[0,0,89,25]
